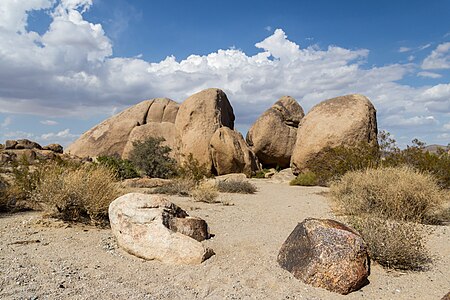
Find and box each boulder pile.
[0,139,68,165]
[66,89,378,177]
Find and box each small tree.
[129,137,176,179]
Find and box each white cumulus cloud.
[422,42,450,70]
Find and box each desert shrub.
[96,155,139,180]
[381,139,450,189]
[0,175,9,212]
[32,163,121,226]
[177,153,211,183]
[348,216,431,270]
[151,178,196,196]
[217,180,257,194]
[290,171,318,186]
[330,166,446,224]
[252,170,266,179]
[129,137,176,179]
[306,142,380,186]
[190,182,219,203]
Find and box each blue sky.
[0,0,449,148]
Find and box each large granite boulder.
[66,98,179,158]
[109,193,214,265]
[290,94,377,175]
[175,88,235,171]
[209,127,260,177]
[278,218,370,295]
[247,96,304,168]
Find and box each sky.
[0,0,449,148]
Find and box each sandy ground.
[1,179,449,300]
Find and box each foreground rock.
[209,127,260,176]
[247,96,304,168]
[290,94,377,174]
[66,98,179,158]
[277,218,370,295]
[175,88,235,172]
[109,193,214,265]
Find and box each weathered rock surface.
[290,94,377,174]
[66,98,179,158]
[442,291,450,300]
[269,168,296,184]
[277,218,370,295]
[247,96,304,168]
[209,127,260,177]
[109,193,214,265]
[5,139,42,150]
[42,143,63,153]
[175,88,235,171]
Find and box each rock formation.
[1,139,66,165]
[66,98,179,158]
[278,218,370,295]
[290,94,377,174]
[109,193,214,265]
[209,127,260,177]
[175,88,235,171]
[246,96,304,168]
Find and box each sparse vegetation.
[330,166,446,224]
[0,175,10,212]
[290,171,318,186]
[151,178,196,196]
[252,168,272,179]
[96,155,139,180]
[177,153,211,183]
[190,182,219,203]
[348,216,431,270]
[129,137,177,179]
[32,163,121,226]
[217,180,257,194]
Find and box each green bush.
[129,137,177,179]
[96,155,139,180]
[290,171,318,186]
[32,163,121,226]
[217,180,257,194]
[348,216,431,270]
[330,166,447,224]
[305,141,379,186]
[0,175,9,212]
[177,153,211,183]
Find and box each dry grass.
[330,166,447,224]
[348,216,431,270]
[151,178,196,196]
[32,164,121,226]
[190,182,219,203]
[0,175,9,212]
[217,180,257,194]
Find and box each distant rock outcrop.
[209,127,260,177]
[66,98,179,158]
[290,94,377,175]
[246,96,304,168]
[278,218,370,295]
[175,88,235,171]
[1,139,66,165]
[109,193,214,265]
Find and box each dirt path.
[1,180,449,299]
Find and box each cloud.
[0,1,449,147]
[40,128,78,140]
[1,116,12,128]
[422,42,450,70]
[417,71,442,79]
[398,47,411,53]
[2,128,79,147]
[384,115,438,127]
[40,119,58,125]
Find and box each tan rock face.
[290,94,377,174]
[66,98,179,158]
[209,127,260,177]
[175,88,235,171]
[247,96,304,168]
[109,193,214,265]
[277,218,370,295]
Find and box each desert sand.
[1,179,449,299]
